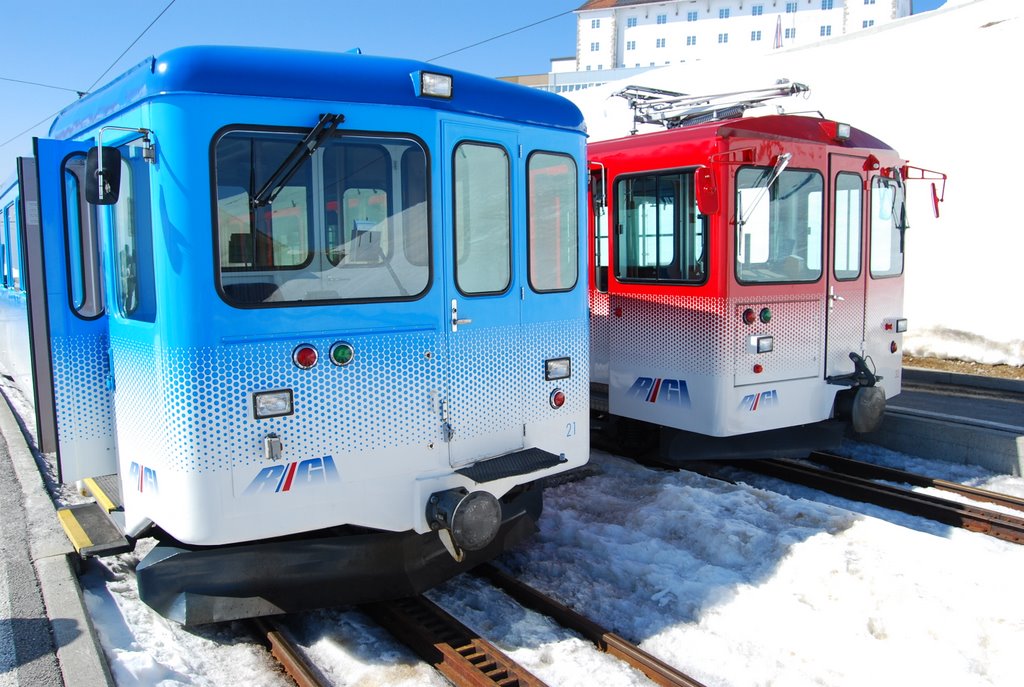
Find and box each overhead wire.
[0,0,178,149]
[426,8,574,63]
[0,76,85,96]
[4,1,565,148]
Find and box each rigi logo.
[627,377,691,408]
[244,455,340,495]
[739,390,779,411]
[129,461,158,494]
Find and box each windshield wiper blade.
[738,152,791,226]
[251,113,344,208]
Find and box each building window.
[656,37,666,48]
[687,10,698,21]
[591,42,600,51]
[821,0,834,9]
[687,35,697,46]
[626,40,636,50]
[865,0,876,4]
[656,14,667,24]
[751,30,762,41]
[627,17,637,27]
[786,2,798,12]
[753,5,764,16]
[785,27,797,38]
[720,8,730,19]
[863,19,875,27]
[718,33,729,44]
[591,19,601,29]
[820,25,832,36]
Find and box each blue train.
[0,46,589,624]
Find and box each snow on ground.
[74,441,1024,687]
[565,0,1024,367]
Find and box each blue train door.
[442,123,524,467]
[29,138,116,483]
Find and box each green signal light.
[330,342,354,366]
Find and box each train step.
[81,474,123,512]
[57,502,131,557]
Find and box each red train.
[587,84,944,461]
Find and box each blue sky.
[0,0,946,159]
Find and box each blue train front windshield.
[215,130,430,305]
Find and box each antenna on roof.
[614,79,810,134]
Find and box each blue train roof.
[49,45,586,140]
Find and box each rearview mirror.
[86,146,122,205]
[695,167,718,215]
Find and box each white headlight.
[253,389,293,419]
[545,357,571,381]
[418,71,453,98]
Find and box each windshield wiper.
[251,113,345,208]
[738,152,791,226]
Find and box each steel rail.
[364,595,547,687]
[476,564,708,687]
[737,458,1024,545]
[250,617,325,687]
[807,451,1024,513]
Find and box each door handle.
[828,286,845,310]
[451,299,472,332]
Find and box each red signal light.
[743,308,756,325]
[292,344,319,369]
[549,389,566,409]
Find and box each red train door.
[825,154,869,378]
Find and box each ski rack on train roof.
[614,79,810,133]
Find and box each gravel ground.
[903,355,1024,382]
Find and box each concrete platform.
[0,390,114,687]
[859,368,1024,476]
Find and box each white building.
[574,0,912,72]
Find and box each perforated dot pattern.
[51,333,114,444]
[595,292,827,380]
[108,317,586,475]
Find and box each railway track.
[729,452,1024,545]
[476,564,707,687]
[250,571,708,687]
[250,617,327,687]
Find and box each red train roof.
[589,114,896,159]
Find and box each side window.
[615,170,706,284]
[833,172,862,280]
[591,171,609,293]
[63,155,104,317]
[109,150,155,320]
[869,176,905,278]
[453,142,510,295]
[6,203,20,290]
[736,167,823,284]
[528,152,578,292]
[1,204,9,288]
